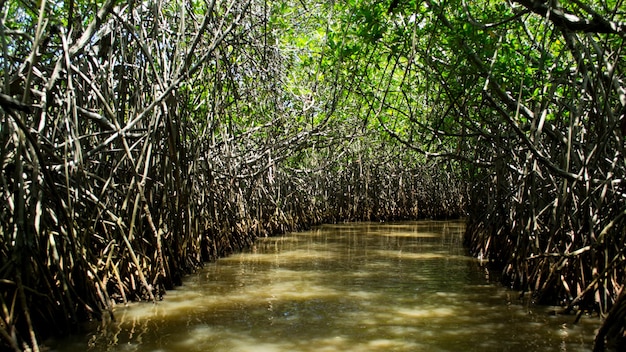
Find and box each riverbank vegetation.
[0,0,624,351]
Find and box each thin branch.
[514,0,626,35]
[462,0,530,29]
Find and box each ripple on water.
[48,220,600,352]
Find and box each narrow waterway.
[50,221,600,351]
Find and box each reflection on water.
[50,221,600,351]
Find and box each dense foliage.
[364,1,625,350]
[340,1,626,349]
[0,0,624,351]
[0,1,464,351]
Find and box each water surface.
[51,221,600,351]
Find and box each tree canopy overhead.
[0,0,625,350]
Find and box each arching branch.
[514,0,626,35]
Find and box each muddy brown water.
[48,220,600,351]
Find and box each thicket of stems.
[1,0,625,350]
[0,1,465,351]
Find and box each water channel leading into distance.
[50,220,601,351]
